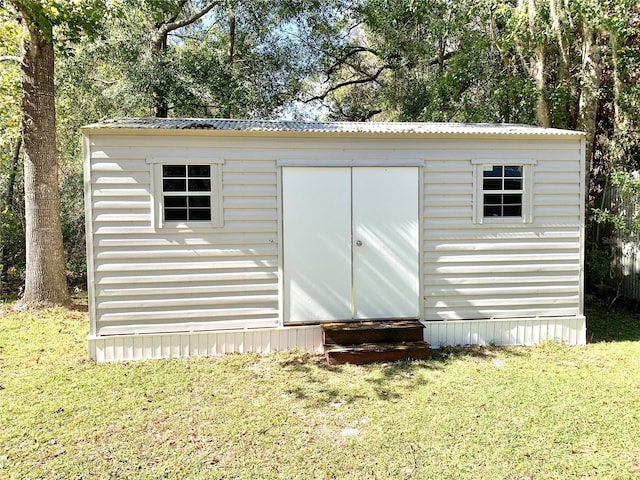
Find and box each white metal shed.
[83,119,586,362]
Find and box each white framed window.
[147,157,224,230]
[472,159,536,224]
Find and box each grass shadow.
[586,297,640,343]
[277,345,529,402]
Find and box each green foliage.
[7,0,108,43]
[585,248,612,289]
[54,0,343,120]
[592,169,640,234]
[0,205,25,282]
[315,0,542,123]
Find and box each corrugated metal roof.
[83,117,583,136]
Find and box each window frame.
[472,159,536,225]
[148,157,224,230]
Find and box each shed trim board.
[83,119,586,362]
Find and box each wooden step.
[322,320,424,345]
[325,341,432,365]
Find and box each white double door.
[283,167,420,323]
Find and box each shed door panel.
[352,167,420,318]
[282,168,352,323]
[283,166,420,324]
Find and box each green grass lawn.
[1,300,640,479]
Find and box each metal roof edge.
[82,117,585,137]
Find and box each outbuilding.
[83,118,586,362]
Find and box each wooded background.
[1,0,639,304]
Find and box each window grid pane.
[162,165,212,222]
[482,164,523,218]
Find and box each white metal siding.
[423,139,583,321]
[85,130,585,359]
[87,136,280,335]
[88,325,323,362]
[423,316,586,348]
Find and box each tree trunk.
[16,24,69,307]
[577,23,602,176]
[225,8,236,119]
[609,31,627,137]
[532,43,550,127]
[151,34,169,118]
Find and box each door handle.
[355,240,362,247]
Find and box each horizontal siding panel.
[223,197,277,209]
[534,194,580,206]
[429,252,579,263]
[534,206,581,217]
[430,295,579,308]
[423,219,580,231]
[92,173,148,184]
[535,172,579,184]
[424,229,580,240]
[97,282,276,297]
[224,185,276,196]
[93,199,150,210]
[95,258,278,272]
[94,213,150,223]
[96,294,278,310]
[91,160,148,172]
[92,187,150,197]
[92,221,280,235]
[95,271,278,285]
[532,162,580,173]
[94,246,277,260]
[220,220,277,233]
[535,183,580,194]
[97,318,280,336]
[424,161,475,173]
[426,241,579,251]
[89,145,244,158]
[224,209,278,221]
[424,196,472,208]
[424,207,471,219]
[427,263,579,274]
[98,306,278,322]
[224,160,276,173]
[94,224,152,232]
[424,274,580,286]
[424,184,471,196]
[425,306,580,321]
[424,172,473,184]
[421,143,580,158]
[223,172,276,185]
[93,226,156,235]
[427,285,578,297]
[88,135,579,152]
[94,233,276,247]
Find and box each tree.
[305,0,536,123]
[58,0,350,120]
[4,0,106,307]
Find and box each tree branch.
[153,0,222,49]
[0,55,21,63]
[303,65,389,103]
[326,46,379,76]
